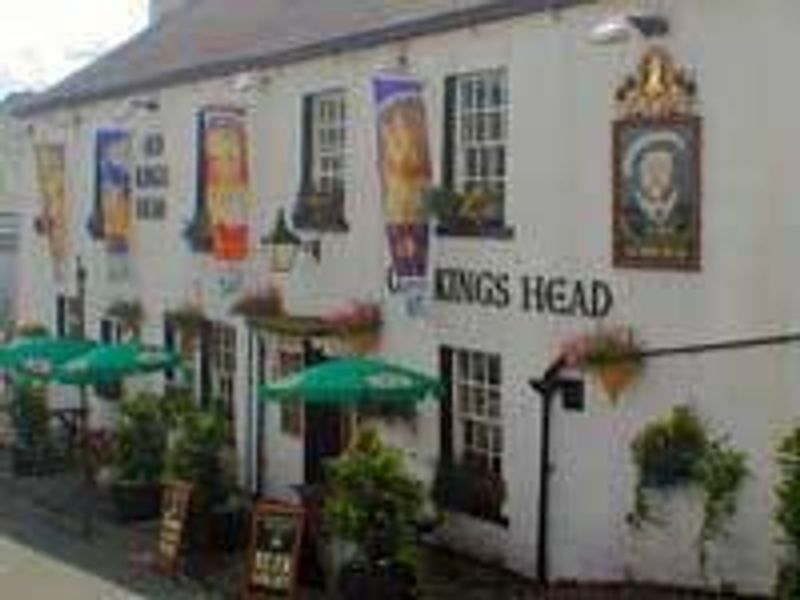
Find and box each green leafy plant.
[12,382,51,454]
[629,406,748,575]
[774,427,800,597]
[112,393,168,484]
[324,428,425,570]
[164,404,228,509]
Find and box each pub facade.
[11,0,800,593]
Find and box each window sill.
[435,223,514,240]
[292,221,350,234]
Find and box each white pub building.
[10,0,800,594]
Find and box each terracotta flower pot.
[594,361,639,403]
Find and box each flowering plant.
[322,301,382,333]
[230,285,284,320]
[560,326,643,402]
[322,301,383,354]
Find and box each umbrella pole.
[79,384,93,539]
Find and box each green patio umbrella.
[260,357,442,406]
[53,342,182,385]
[0,335,96,377]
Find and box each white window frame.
[310,89,348,195]
[451,348,503,476]
[272,341,304,438]
[453,68,508,201]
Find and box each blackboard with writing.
[244,500,305,599]
[157,481,192,576]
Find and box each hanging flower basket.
[166,304,207,354]
[106,300,144,339]
[230,286,284,322]
[560,326,644,403]
[321,302,383,355]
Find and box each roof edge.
[15,0,592,117]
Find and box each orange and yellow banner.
[199,107,251,261]
[34,143,68,281]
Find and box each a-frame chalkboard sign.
[243,499,305,599]
[157,480,193,576]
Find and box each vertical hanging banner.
[96,129,133,281]
[374,73,432,294]
[199,106,251,263]
[34,144,68,282]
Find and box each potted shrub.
[164,405,247,554]
[324,428,424,600]
[629,406,748,574]
[10,381,58,476]
[109,393,167,522]
[775,427,800,597]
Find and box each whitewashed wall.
[15,0,800,593]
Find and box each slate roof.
[17,0,589,116]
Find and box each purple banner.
[373,73,432,280]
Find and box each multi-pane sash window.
[442,69,509,234]
[452,348,503,475]
[295,90,349,231]
[211,323,237,440]
[274,343,304,437]
[311,90,347,195]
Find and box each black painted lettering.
[591,280,614,318]
[547,277,571,315]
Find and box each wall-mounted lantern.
[261,208,321,274]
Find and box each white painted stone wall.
[14,0,800,593]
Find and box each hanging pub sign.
[243,500,305,600]
[157,480,193,576]
[613,47,701,271]
[373,72,433,284]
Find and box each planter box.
[110,480,162,522]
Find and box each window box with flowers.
[560,326,644,403]
[230,286,284,324]
[425,186,512,240]
[292,182,349,233]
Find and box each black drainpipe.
[529,357,566,586]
